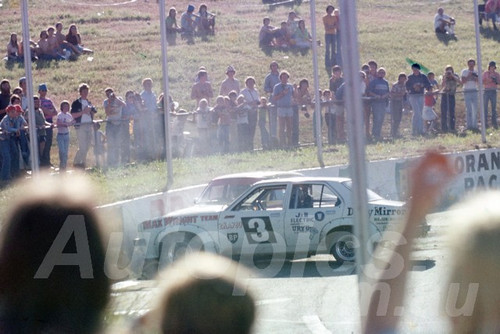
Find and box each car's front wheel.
[159,233,203,269]
[328,231,356,264]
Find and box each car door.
[284,182,344,255]
[217,184,287,258]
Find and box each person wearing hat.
[180,4,196,44]
[406,63,431,136]
[482,61,500,128]
[219,65,240,96]
[38,83,57,167]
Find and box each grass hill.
[0,0,499,206]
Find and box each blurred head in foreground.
[446,191,500,333]
[0,175,109,333]
[143,252,255,334]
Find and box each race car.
[135,177,406,276]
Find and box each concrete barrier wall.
[100,147,500,262]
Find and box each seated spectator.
[47,26,66,60]
[0,175,110,333]
[292,19,313,49]
[196,3,216,36]
[65,24,93,55]
[133,253,255,334]
[6,33,22,62]
[275,21,292,48]
[259,17,278,48]
[286,11,300,37]
[180,5,197,44]
[37,30,52,60]
[434,7,456,36]
[166,7,182,46]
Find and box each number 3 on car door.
[242,217,276,244]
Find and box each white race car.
[136,177,406,276]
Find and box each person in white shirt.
[461,58,479,131]
[434,7,456,35]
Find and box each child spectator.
[166,7,182,46]
[93,122,106,168]
[212,95,229,153]
[322,89,336,145]
[422,87,438,134]
[274,22,292,48]
[235,95,251,152]
[55,100,74,171]
[258,96,270,150]
[196,98,211,155]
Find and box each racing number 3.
[241,217,276,244]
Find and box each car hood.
[167,204,227,217]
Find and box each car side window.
[289,185,313,209]
[233,185,287,211]
[312,184,341,208]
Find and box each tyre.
[158,233,203,269]
[328,231,357,264]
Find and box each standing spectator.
[196,3,216,36]
[406,63,431,136]
[166,7,182,46]
[273,71,294,148]
[390,73,407,138]
[334,81,346,142]
[33,96,51,167]
[196,98,212,154]
[219,65,240,96]
[293,78,312,145]
[71,83,97,169]
[55,100,74,171]
[213,96,230,153]
[180,4,196,44]
[422,87,438,134]
[240,77,260,150]
[18,77,28,111]
[334,8,342,66]
[483,61,500,129]
[440,65,461,133]
[11,93,29,167]
[0,105,24,181]
[141,78,158,160]
[235,95,251,152]
[0,79,12,119]
[257,96,270,149]
[485,0,500,31]
[322,89,336,144]
[323,5,338,70]
[191,70,213,108]
[38,83,57,167]
[104,88,125,167]
[126,91,147,161]
[286,11,300,37]
[120,92,134,164]
[264,61,280,147]
[367,68,390,141]
[461,58,479,131]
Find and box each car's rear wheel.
[328,231,356,264]
[158,233,203,269]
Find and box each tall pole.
[473,0,486,143]
[339,0,371,274]
[21,0,40,174]
[159,0,174,189]
[309,0,324,167]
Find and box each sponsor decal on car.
[227,233,239,244]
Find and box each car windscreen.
[342,180,384,201]
[197,178,259,204]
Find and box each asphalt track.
[109,212,453,333]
